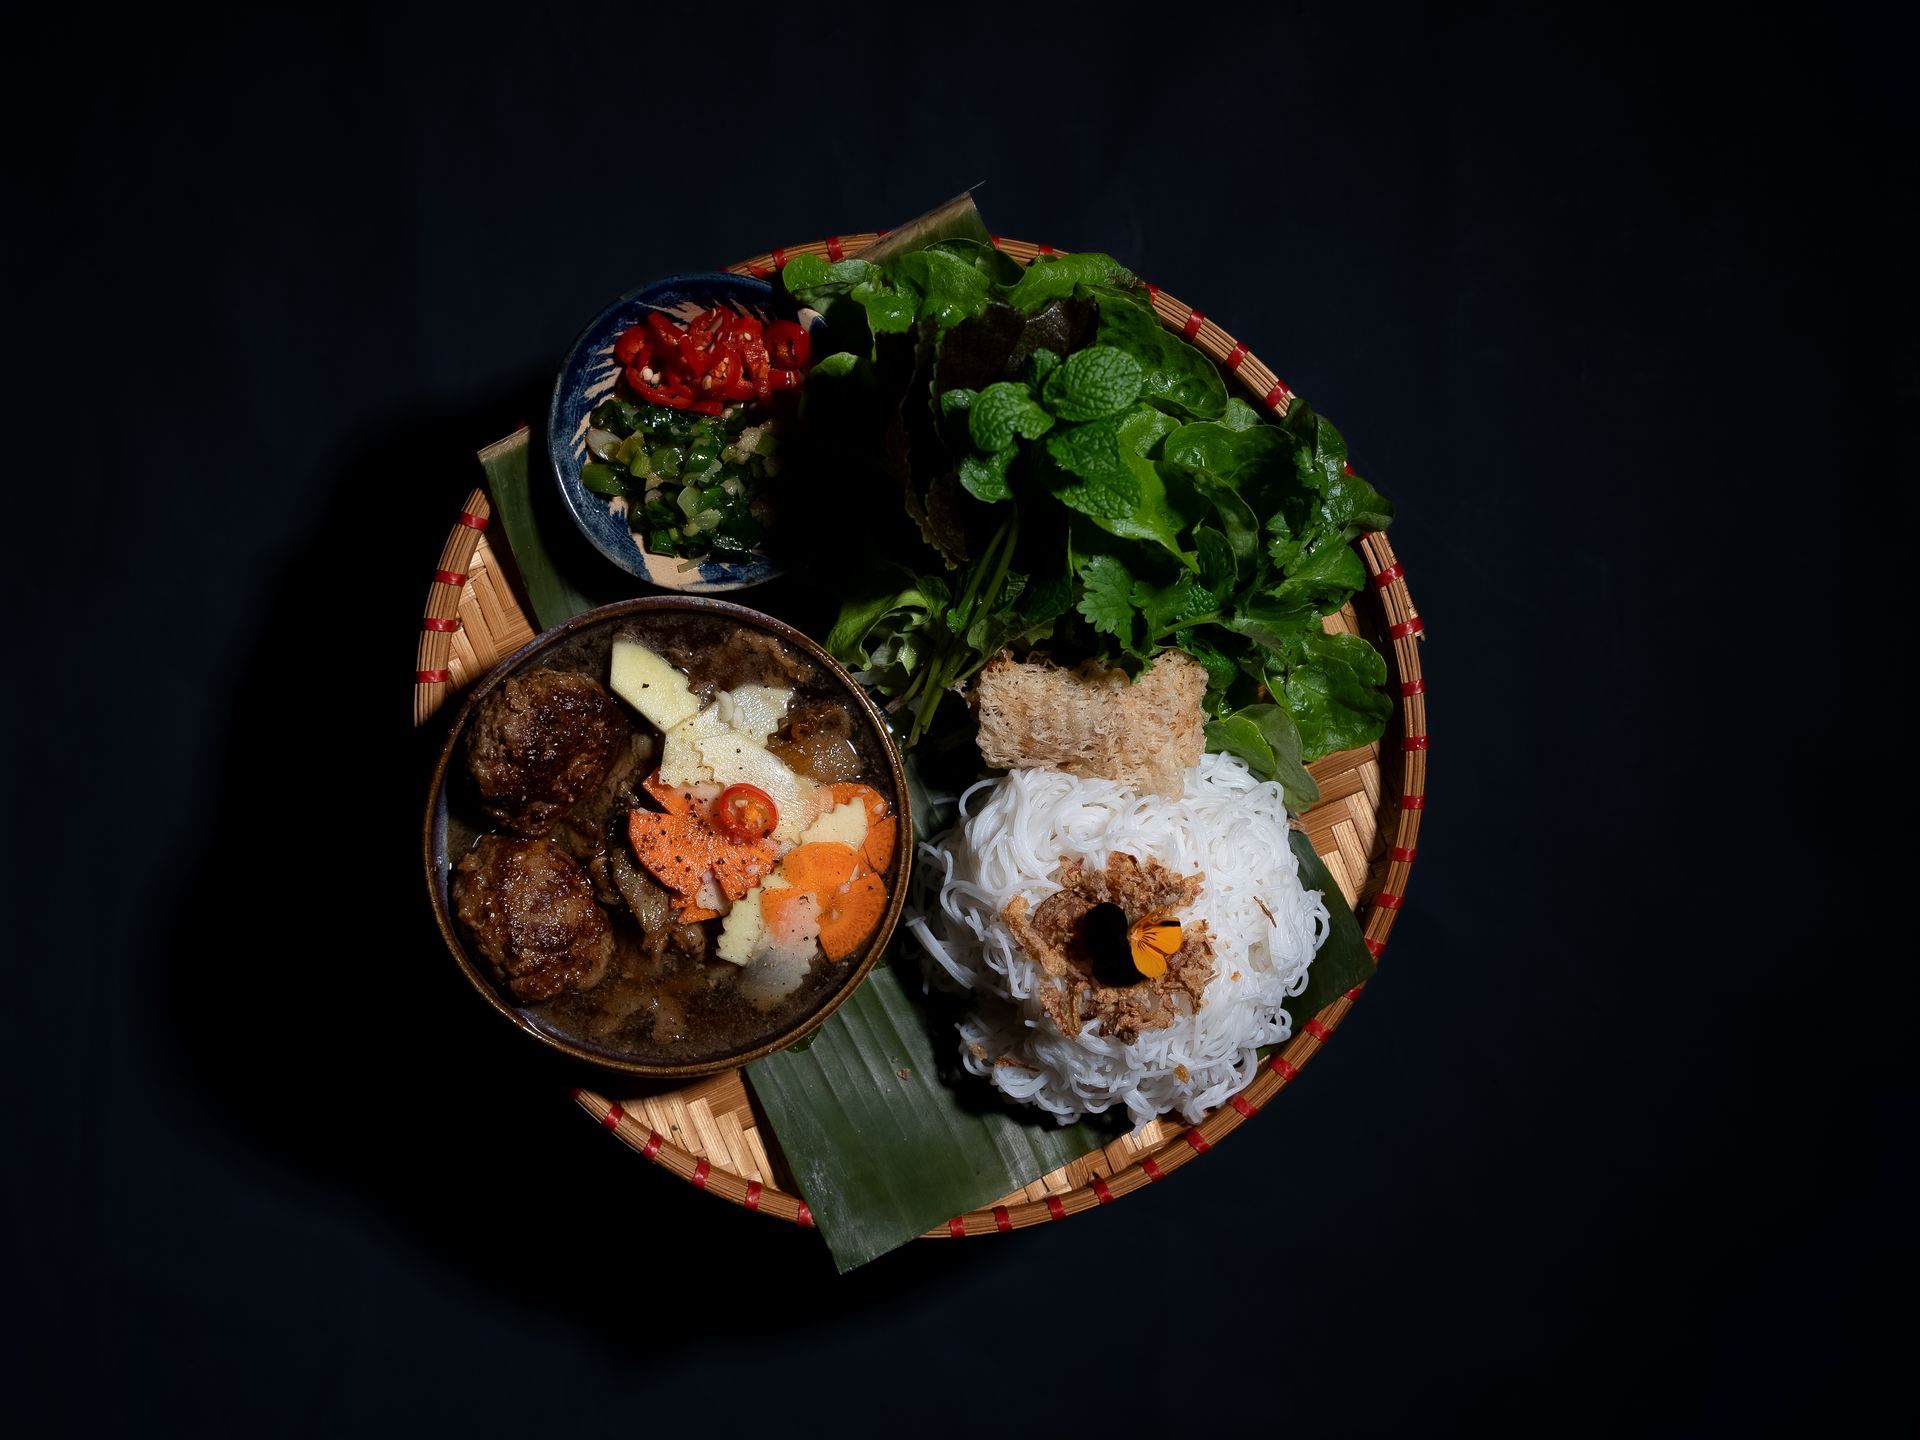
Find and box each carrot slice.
[776,841,863,895]
[817,869,887,960]
[677,904,722,924]
[628,808,776,904]
[824,783,896,872]
[627,810,710,896]
[643,771,693,815]
[759,885,819,941]
[710,841,777,901]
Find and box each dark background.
[8,4,1911,1433]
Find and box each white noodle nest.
[909,752,1329,1130]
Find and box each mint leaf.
[1041,344,1144,422]
[1005,252,1136,311]
[1091,288,1226,419]
[959,446,1017,502]
[1075,554,1137,640]
[1044,404,1190,561]
[969,382,1053,451]
[1024,347,1061,387]
[939,388,975,416]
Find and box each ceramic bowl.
[423,596,911,1079]
[548,273,801,592]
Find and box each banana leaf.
[1284,830,1379,1021]
[854,191,992,265]
[749,957,1120,1273]
[477,429,604,631]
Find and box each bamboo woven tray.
[414,234,1426,1240]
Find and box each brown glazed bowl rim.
[422,595,912,1079]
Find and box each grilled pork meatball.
[452,836,613,1002]
[464,670,629,835]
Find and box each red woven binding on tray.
[1183,1129,1212,1155]
[642,1130,663,1159]
[415,669,450,684]
[1373,891,1403,911]
[1304,1019,1334,1043]
[601,1103,624,1133]
[1230,1094,1258,1119]
[795,1202,814,1228]
[1399,793,1426,810]
[432,569,467,587]
[948,1216,966,1238]
[1401,677,1426,697]
[456,511,488,531]
[1045,1195,1066,1221]
[992,1205,1012,1232]
[1373,561,1404,588]
[691,1159,710,1189]
[1182,309,1205,339]
[422,616,459,633]
[1224,342,1249,371]
[1269,1054,1299,1080]
[1347,981,1370,996]
[1144,282,1161,300]
[1404,735,1429,751]
[771,247,788,268]
[1389,846,1417,863]
[1092,1177,1115,1205]
[1262,382,1291,409]
[1036,243,1058,256]
[1389,615,1426,639]
[744,1181,762,1211]
[1140,1157,1165,1183]
[825,235,845,261]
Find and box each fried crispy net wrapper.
[970,651,1207,798]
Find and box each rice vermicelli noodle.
[909,751,1329,1129]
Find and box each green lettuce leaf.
[1004,251,1136,311]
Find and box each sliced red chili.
[698,350,738,394]
[645,312,682,347]
[765,319,810,370]
[766,366,801,392]
[714,784,778,842]
[686,398,725,416]
[614,325,651,368]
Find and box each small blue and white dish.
[549,272,804,592]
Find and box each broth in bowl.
[430,600,907,1074]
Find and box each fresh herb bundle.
[782,241,1395,812]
